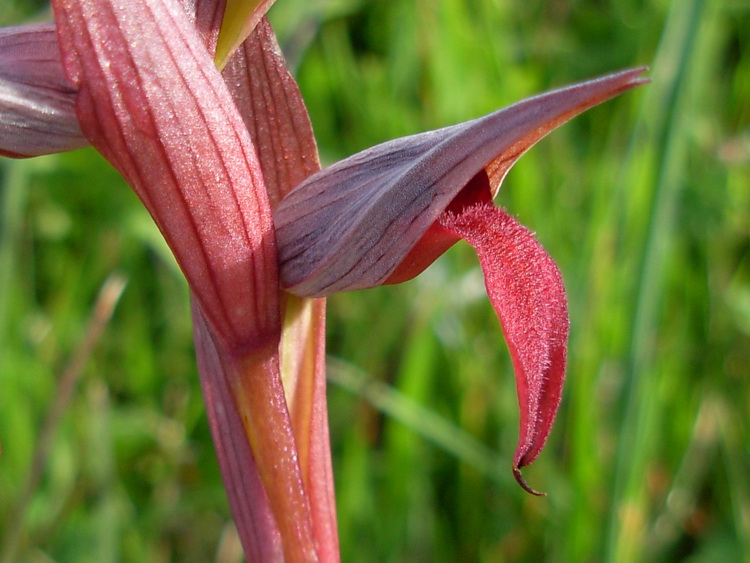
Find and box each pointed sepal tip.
[513,464,546,497]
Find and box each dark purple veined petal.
[0,23,86,157]
[274,68,648,298]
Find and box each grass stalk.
[604,0,706,560]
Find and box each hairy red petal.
[440,204,569,495]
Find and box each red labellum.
[440,203,569,495]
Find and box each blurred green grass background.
[1,0,748,561]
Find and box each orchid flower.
[0,0,646,559]
[273,66,647,494]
